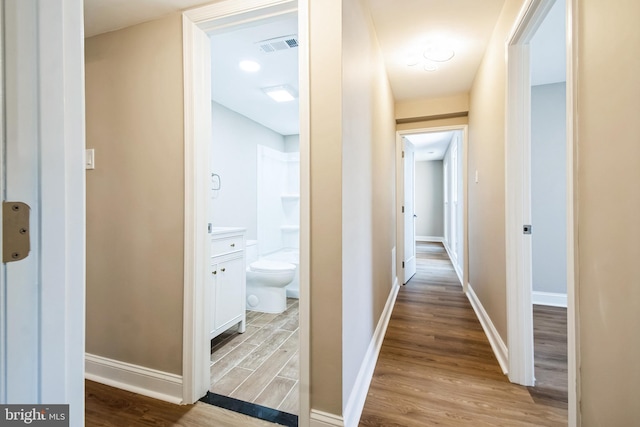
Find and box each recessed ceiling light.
[239,60,261,72]
[263,85,297,102]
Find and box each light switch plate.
[85,149,95,170]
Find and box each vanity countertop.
[210,226,246,236]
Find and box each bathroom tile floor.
[210,298,299,415]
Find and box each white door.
[1,0,85,417]
[1,0,42,402]
[403,139,417,283]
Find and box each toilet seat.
[249,259,296,273]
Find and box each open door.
[403,139,417,283]
[1,0,85,416]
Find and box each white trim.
[85,354,183,404]
[532,291,568,307]
[182,13,212,404]
[566,1,579,424]
[505,3,578,415]
[466,284,509,375]
[442,240,463,286]
[310,410,344,427]
[505,38,535,387]
[505,0,559,388]
[415,236,443,243]
[343,278,400,427]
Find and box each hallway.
[360,242,566,426]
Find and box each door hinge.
[402,261,405,268]
[402,206,405,213]
[3,201,31,263]
[402,151,405,158]
[523,224,532,235]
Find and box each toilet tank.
[246,240,258,264]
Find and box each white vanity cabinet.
[210,227,246,340]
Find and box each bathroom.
[206,11,300,420]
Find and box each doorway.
[505,0,576,424]
[206,10,300,421]
[398,126,468,289]
[182,1,309,425]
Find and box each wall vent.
[256,35,298,53]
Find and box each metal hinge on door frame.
[2,201,31,263]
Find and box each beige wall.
[395,93,469,121]
[309,0,344,414]
[467,0,525,341]
[308,0,396,415]
[342,0,396,409]
[85,14,185,375]
[577,0,640,423]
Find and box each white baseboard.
[465,284,509,374]
[85,353,183,404]
[442,240,463,286]
[416,236,443,243]
[343,277,400,427]
[532,291,567,307]
[310,409,344,427]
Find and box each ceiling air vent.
[256,35,299,53]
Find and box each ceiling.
[210,14,299,136]
[405,131,455,161]
[367,0,506,101]
[83,0,564,137]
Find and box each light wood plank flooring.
[85,380,278,427]
[529,304,568,408]
[210,298,299,415]
[360,242,567,426]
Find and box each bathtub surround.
[211,102,288,240]
[257,146,300,256]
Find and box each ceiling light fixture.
[239,60,261,72]
[423,41,455,62]
[263,85,297,103]
[406,39,456,71]
[424,62,438,72]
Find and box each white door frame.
[396,125,469,291]
[505,0,578,424]
[181,1,310,425]
[0,0,85,418]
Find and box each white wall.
[531,83,567,296]
[415,161,444,238]
[210,101,285,239]
[284,134,300,152]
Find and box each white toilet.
[245,240,296,313]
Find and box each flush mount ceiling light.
[239,60,261,72]
[423,42,455,62]
[263,85,297,102]
[406,38,456,71]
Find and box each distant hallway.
[360,242,567,426]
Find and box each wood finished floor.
[85,380,278,427]
[210,298,299,415]
[360,242,567,426]
[529,304,568,409]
